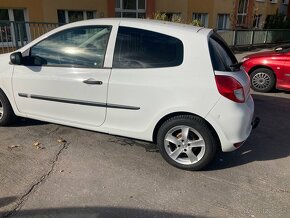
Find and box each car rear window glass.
[30,26,112,68]
[113,27,183,68]
[209,33,237,71]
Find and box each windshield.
[208,33,238,72]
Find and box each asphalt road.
[0,51,290,217]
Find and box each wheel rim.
[0,99,3,119]
[252,72,271,90]
[164,125,206,165]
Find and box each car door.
[105,26,186,138]
[12,25,112,127]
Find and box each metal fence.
[217,29,290,47]
[0,21,59,54]
[1,21,290,54]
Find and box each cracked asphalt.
[0,50,289,217]
[0,92,289,218]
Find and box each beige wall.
[41,0,108,23]
[212,0,235,28]
[0,0,44,22]
[1,0,284,29]
[255,0,281,28]
[187,0,235,28]
[155,0,189,21]
[0,0,108,23]
[155,0,235,28]
[255,1,279,16]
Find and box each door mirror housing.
[10,52,23,65]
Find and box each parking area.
[0,91,289,218]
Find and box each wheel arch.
[0,88,10,100]
[248,65,276,79]
[0,87,18,115]
[152,111,221,150]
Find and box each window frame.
[253,14,262,28]
[115,0,146,18]
[57,10,97,24]
[161,12,182,22]
[0,8,30,47]
[237,0,249,26]
[26,25,112,69]
[217,14,230,30]
[192,13,209,28]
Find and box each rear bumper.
[205,95,255,152]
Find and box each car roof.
[19,18,212,53]
[69,18,212,36]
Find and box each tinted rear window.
[209,33,237,71]
[113,27,184,68]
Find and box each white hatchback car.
[0,18,258,170]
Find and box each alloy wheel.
[252,72,271,90]
[164,125,206,165]
[0,99,3,119]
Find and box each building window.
[115,0,146,18]
[217,14,230,29]
[0,8,27,22]
[253,14,262,28]
[161,12,182,22]
[192,13,209,27]
[0,9,28,43]
[237,0,249,26]
[57,10,96,24]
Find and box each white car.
[0,18,258,170]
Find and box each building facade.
[253,0,290,29]
[0,0,289,29]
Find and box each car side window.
[113,27,183,68]
[29,26,112,68]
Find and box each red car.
[241,44,290,92]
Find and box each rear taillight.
[215,75,245,103]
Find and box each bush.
[152,12,202,27]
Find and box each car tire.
[0,91,16,126]
[157,115,218,171]
[250,68,275,93]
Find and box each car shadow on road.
[9,118,47,127]
[207,94,290,170]
[0,196,17,208]
[0,205,207,218]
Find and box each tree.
[264,13,290,29]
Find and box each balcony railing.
[0,21,59,54]
[217,29,290,47]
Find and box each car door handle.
[83,79,103,85]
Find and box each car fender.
[0,53,24,117]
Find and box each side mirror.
[10,52,23,65]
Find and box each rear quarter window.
[209,33,237,72]
[113,27,184,68]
